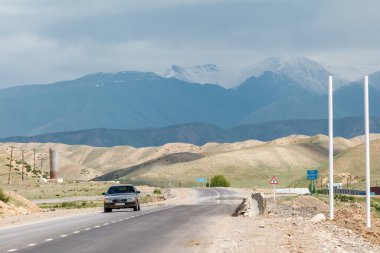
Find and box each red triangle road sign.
[270,176,278,184]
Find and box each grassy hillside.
[317,138,380,189]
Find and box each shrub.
[371,200,380,213]
[153,189,161,194]
[210,175,230,187]
[334,194,355,203]
[0,189,10,203]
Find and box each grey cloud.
[0,0,380,87]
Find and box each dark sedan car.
[103,184,141,213]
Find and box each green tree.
[210,175,230,187]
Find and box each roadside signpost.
[270,176,278,202]
[196,177,207,187]
[307,170,318,194]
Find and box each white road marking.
[2,207,176,253]
[209,188,220,200]
[111,221,117,223]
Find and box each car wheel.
[133,204,140,211]
[104,207,112,213]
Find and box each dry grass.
[123,136,353,188]
[318,139,380,188]
[1,180,115,200]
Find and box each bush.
[334,194,355,203]
[0,188,10,203]
[210,175,230,187]
[153,189,161,194]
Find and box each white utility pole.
[328,76,334,220]
[364,75,371,228]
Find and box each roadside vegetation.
[210,175,230,187]
[2,181,116,200]
[0,188,10,203]
[38,200,103,209]
[316,193,380,215]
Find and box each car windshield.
[107,186,135,194]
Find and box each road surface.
[0,188,244,253]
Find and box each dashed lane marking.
[8,206,175,253]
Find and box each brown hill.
[0,134,366,187]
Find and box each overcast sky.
[1,0,380,87]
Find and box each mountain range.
[2,117,380,147]
[1,56,380,140]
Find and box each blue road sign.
[196,177,207,183]
[307,170,318,180]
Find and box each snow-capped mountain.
[159,64,244,88]
[160,64,218,84]
[158,57,380,94]
[240,56,339,95]
[322,61,380,82]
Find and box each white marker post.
[328,76,334,220]
[364,75,371,228]
[270,176,278,202]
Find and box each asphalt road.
[0,188,243,253]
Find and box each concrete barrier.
[251,192,267,215]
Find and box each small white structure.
[275,188,310,195]
[38,177,47,184]
[326,183,343,190]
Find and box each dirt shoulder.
[209,195,380,253]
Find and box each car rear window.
[107,186,135,194]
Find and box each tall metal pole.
[364,75,371,228]
[328,76,334,220]
[7,146,15,184]
[33,149,36,170]
[40,157,45,174]
[21,150,26,181]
